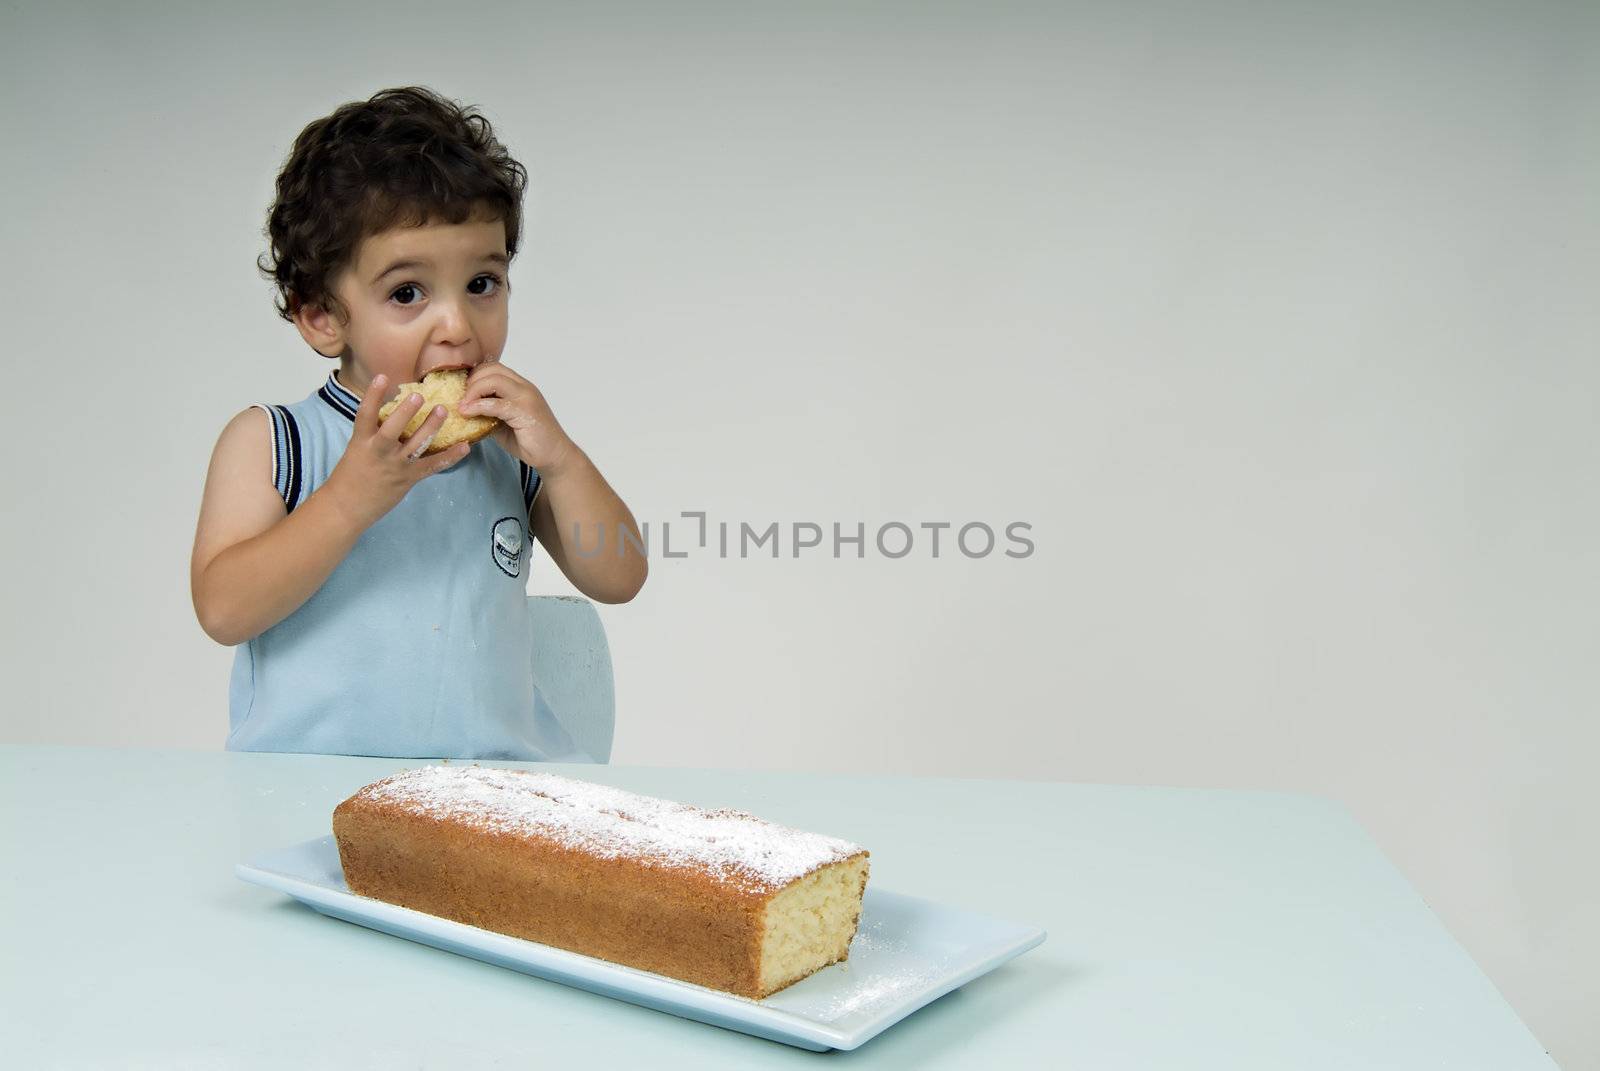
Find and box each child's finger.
[378,392,427,441]
[467,360,509,383]
[353,374,388,437]
[466,362,528,398]
[459,394,510,418]
[418,440,472,477]
[400,405,450,460]
[458,371,503,408]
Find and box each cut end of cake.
[757,852,871,998]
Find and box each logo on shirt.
[491,516,524,578]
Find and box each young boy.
[191,86,647,760]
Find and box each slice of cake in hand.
[332,765,871,999]
[376,366,499,454]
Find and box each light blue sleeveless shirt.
[226,370,585,761]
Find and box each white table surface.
[0,745,1555,1068]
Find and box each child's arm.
[457,362,648,604]
[528,444,649,604]
[190,379,466,646]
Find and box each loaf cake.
[376,366,498,454]
[332,765,871,999]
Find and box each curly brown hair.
[257,85,528,334]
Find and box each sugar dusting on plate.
[359,764,865,894]
[809,917,945,1021]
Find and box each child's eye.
[389,274,503,307]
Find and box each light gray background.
[1,1,1593,1066]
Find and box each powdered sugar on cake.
[361,765,864,893]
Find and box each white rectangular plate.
[237,835,1046,1051]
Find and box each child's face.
[296,214,510,398]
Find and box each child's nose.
[437,300,471,339]
[414,302,481,377]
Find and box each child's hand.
[324,373,471,530]
[458,361,578,477]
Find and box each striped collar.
[317,370,360,421]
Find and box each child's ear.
[293,297,348,359]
